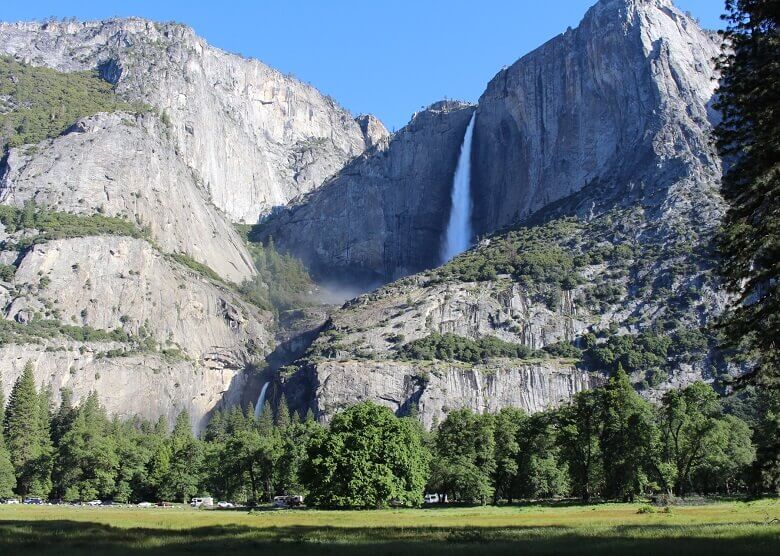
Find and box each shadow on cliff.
[0,518,773,555]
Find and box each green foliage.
[2,361,53,496]
[714,0,780,389]
[0,55,148,152]
[302,401,430,508]
[657,382,754,495]
[53,392,119,501]
[429,409,495,504]
[396,332,540,363]
[0,317,129,347]
[598,366,658,501]
[166,253,223,283]
[514,412,569,499]
[0,201,147,246]
[557,390,604,501]
[237,236,314,314]
[583,326,711,379]
[433,219,582,308]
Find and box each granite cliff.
[0,0,731,429]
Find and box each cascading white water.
[441,112,476,263]
[253,382,270,419]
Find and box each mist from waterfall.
[441,112,476,263]
[253,382,270,419]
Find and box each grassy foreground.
[0,499,778,555]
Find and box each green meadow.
[1,499,778,555]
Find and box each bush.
[0,55,148,152]
[237,235,314,314]
[396,333,540,363]
[0,201,147,245]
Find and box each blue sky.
[2,1,724,131]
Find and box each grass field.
[0,499,778,555]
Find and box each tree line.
[1,361,776,506]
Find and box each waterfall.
[253,382,270,419]
[441,112,476,263]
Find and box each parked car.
[157,501,174,507]
[423,493,441,504]
[85,500,102,506]
[190,497,214,508]
[137,502,154,508]
[216,501,234,509]
[273,495,304,508]
[1,498,20,505]
[23,497,44,505]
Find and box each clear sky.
[3,1,725,131]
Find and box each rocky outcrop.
[0,18,382,223]
[284,359,591,429]
[471,0,722,236]
[0,342,250,431]
[258,0,723,289]
[259,101,476,287]
[0,233,273,430]
[6,236,272,364]
[0,112,254,283]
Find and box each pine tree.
[715,0,780,388]
[257,401,274,436]
[3,362,53,496]
[162,410,202,502]
[275,397,291,430]
[0,378,15,497]
[55,392,118,501]
[51,388,76,448]
[0,375,6,426]
[0,433,15,497]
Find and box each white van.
[190,497,214,508]
[424,493,440,504]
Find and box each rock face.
[0,112,254,283]
[260,0,722,288]
[471,0,722,236]
[0,233,273,430]
[7,236,272,364]
[0,18,385,223]
[0,344,249,431]
[269,0,730,425]
[259,101,476,286]
[0,0,730,430]
[285,359,591,429]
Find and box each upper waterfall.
[441,112,476,263]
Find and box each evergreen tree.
[715,0,780,388]
[752,388,780,492]
[50,388,76,448]
[162,411,202,502]
[146,416,172,501]
[0,432,15,498]
[599,365,658,501]
[55,392,118,501]
[275,396,292,431]
[110,417,152,503]
[0,376,13,496]
[3,362,53,496]
[257,401,274,436]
